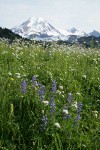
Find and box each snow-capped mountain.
[11,17,100,41]
[11,17,87,41]
[89,30,100,37]
[59,27,87,39]
[67,27,87,36]
[11,17,62,40]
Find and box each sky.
[0,0,100,32]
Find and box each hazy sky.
[0,0,100,32]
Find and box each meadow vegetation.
[0,38,100,150]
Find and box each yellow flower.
[10,78,14,81]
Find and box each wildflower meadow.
[0,38,100,149]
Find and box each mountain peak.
[89,30,100,37]
[21,17,47,27]
[28,17,46,23]
[36,17,46,22]
[11,17,61,40]
[67,27,78,33]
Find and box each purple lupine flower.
[40,86,45,95]
[49,97,56,114]
[74,114,81,124]
[41,114,48,131]
[21,80,26,94]
[39,85,45,102]
[32,76,37,88]
[68,92,72,104]
[49,97,56,108]
[52,80,57,93]
[73,102,83,126]
[77,102,83,113]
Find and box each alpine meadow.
[0,38,100,150]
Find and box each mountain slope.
[89,30,100,37]
[0,27,31,44]
[0,27,22,40]
[67,27,87,36]
[59,27,87,37]
[12,17,62,40]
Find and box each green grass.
[0,39,100,150]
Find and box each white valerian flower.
[42,101,49,106]
[42,110,44,114]
[23,74,26,77]
[59,86,63,90]
[33,142,35,146]
[2,51,8,54]
[82,75,86,79]
[62,95,65,98]
[56,90,61,95]
[76,92,81,96]
[8,72,12,76]
[63,109,69,115]
[72,101,77,109]
[15,73,20,76]
[20,66,24,69]
[12,53,15,56]
[17,75,21,78]
[15,73,21,78]
[62,91,64,94]
[92,111,98,118]
[54,123,61,128]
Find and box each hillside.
[0,27,30,43]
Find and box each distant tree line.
[0,27,30,43]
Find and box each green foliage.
[0,39,100,149]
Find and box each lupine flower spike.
[77,102,83,113]
[74,102,83,124]
[41,115,48,131]
[68,92,72,104]
[49,97,56,114]
[74,114,81,124]
[39,85,45,102]
[21,80,26,94]
[52,80,57,93]
[32,76,37,89]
